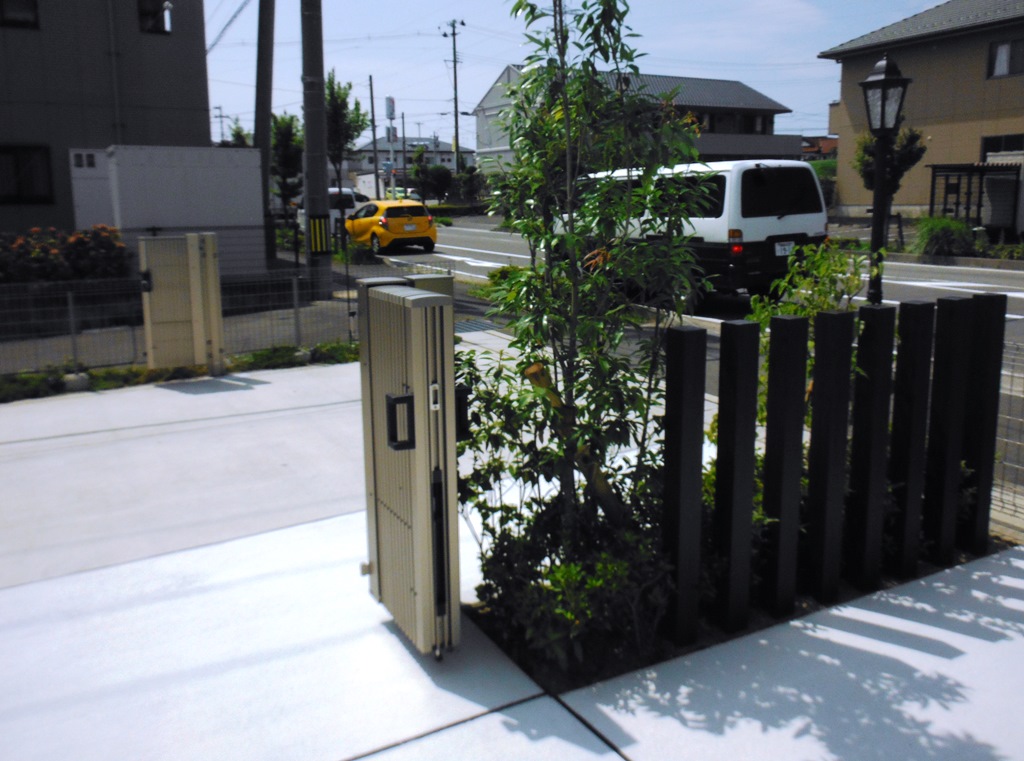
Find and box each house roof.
[819,0,1024,59]
[470,67,790,115]
[613,73,790,114]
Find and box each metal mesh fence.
[993,341,1024,528]
[0,261,442,375]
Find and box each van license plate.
[404,223,417,232]
[775,241,795,257]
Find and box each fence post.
[889,300,935,578]
[292,275,302,347]
[846,304,896,590]
[806,310,855,603]
[66,290,79,369]
[762,315,808,616]
[662,325,707,645]
[924,296,972,566]
[715,320,759,631]
[960,293,1007,554]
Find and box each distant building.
[471,64,802,170]
[819,0,1024,233]
[0,0,211,233]
[802,136,839,161]
[349,135,475,191]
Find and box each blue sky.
[204,0,941,148]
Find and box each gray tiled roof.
[603,72,790,114]
[819,0,1024,59]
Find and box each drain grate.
[455,319,500,334]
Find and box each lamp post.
[859,54,911,305]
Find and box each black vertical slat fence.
[805,311,855,603]
[664,295,1007,644]
[761,315,808,616]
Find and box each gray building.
[473,64,802,170]
[350,135,475,188]
[0,0,210,233]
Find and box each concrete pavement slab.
[563,546,1024,761]
[0,363,365,589]
[0,511,544,761]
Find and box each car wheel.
[370,234,381,255]
[422,240,435,253]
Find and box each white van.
[590,160,828,296]
[296,187,370,232]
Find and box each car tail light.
[427,215,434,227]
[378,216,389,230]
[729,229,743,256]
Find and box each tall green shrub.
[914,216,976,258]
[457,0,706,675]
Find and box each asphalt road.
[378,217,1024,396]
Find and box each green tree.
[852,125,927,198]
[457,0,706,674]
[271,112,304,215]
[417,163,452,202]
[229,118,252,147]
[325,70,370,189]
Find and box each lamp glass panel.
[865,88,883,130]
[883,86,904,130]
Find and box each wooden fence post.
[889,300,935,578]
[960,293,1007,554]
[806,310,855,603]
[714,320,759,631]
[924,296,972,566]
[846,304,896,590]
[662,325,707,645]
[762,315,808,615]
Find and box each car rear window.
[386,205,429,218]
[741,167,823,218]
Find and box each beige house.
[472,64,802,171]
[819,0,1024,236]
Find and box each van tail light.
[378,216,389,230]
[729,229,744,256]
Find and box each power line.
[207,0,254,54]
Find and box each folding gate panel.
[359,281,459,657]
[139,233,224,374]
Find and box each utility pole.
[442,19,465,173]
[254,0,275,268]
[300,0,330,299]
[369,75,380,199]
[401,112,407,190]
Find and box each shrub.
[0,225,133,283]
[913,216,976,258]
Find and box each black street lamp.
[859,55,911,305]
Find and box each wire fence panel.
[993,341,1024,530]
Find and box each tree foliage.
[325,70,369,189]
[271,113,304,213]
[852,125,927,197]
[457,0,707,674]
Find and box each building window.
[139,0,171,33]
[988,39,1024,78]
[982,134,1024,161]
[0,0,39,28]
[0,146,54,204]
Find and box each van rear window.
[741,167,823,218]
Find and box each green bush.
[0,372,65,403]
[0,225,133,283]
[914,216,976,258]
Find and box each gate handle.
[386,393,415,451]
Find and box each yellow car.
[344,200,436,254]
